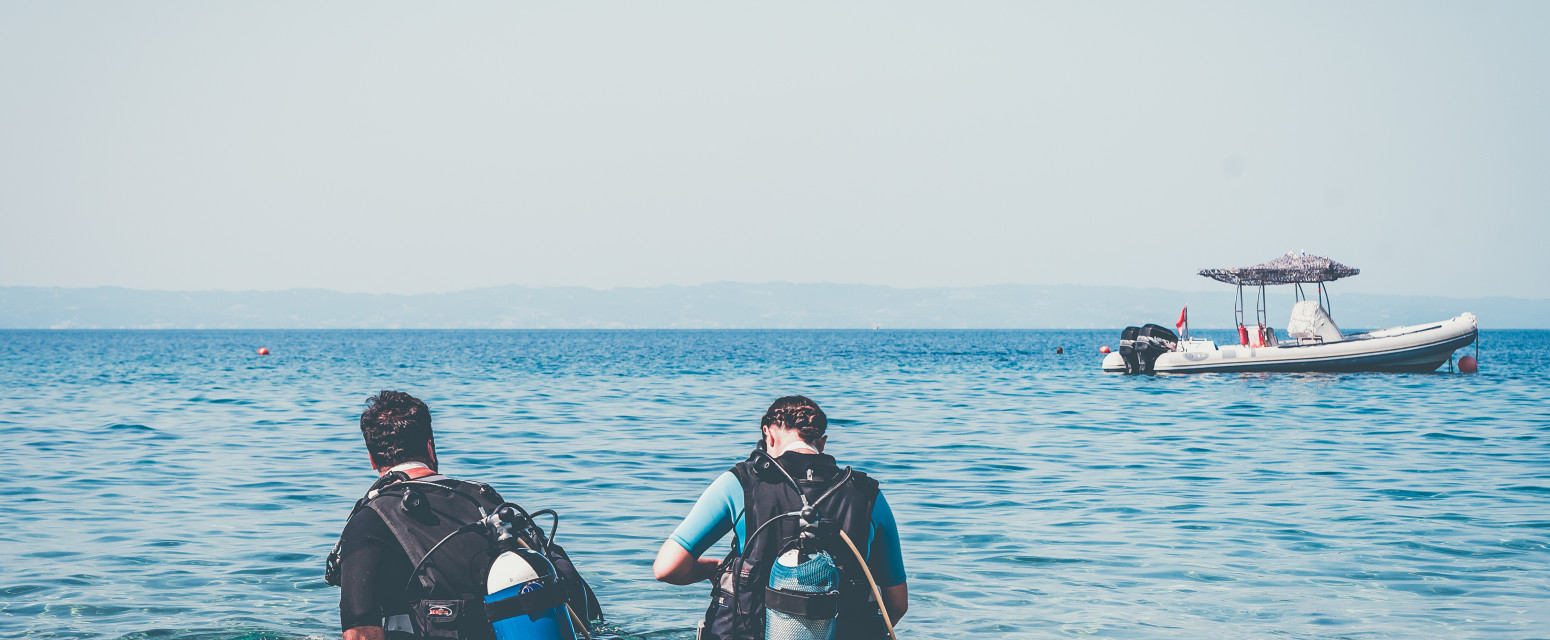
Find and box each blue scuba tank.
[485,548,575,640]
[765,549,840,640]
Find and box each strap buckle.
[764,587,841,619]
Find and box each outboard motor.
[765,546,841,640]
[485,548,575,640]
[1118,326,1142,374]
[1132,323,1179,374]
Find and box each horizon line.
[3,282,1545,302]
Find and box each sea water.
[1,330,1546,639]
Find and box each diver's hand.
[694,556,721,582]
[881,581,908,625]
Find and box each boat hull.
[1101,313,1477,374]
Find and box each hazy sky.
[3,2,1546,297]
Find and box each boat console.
[1286,300,1344,344]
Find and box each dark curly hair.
[761,395,827,444]
[359,390,435,469]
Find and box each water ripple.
[0,329,1546,639]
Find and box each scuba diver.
[325,390,602,640]
[652,396,908,640]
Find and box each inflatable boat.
[1102,252,1479,374]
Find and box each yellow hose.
[566,604,592,640]
[837,529,899,640]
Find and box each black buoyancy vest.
[363,475,507,640]
[701,451,889,640]
[336,475,603,640]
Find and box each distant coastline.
[2,283,1546,330]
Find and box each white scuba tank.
[766,548,840,640]
[485,548,575,640]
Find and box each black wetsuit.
[337,506,416,631]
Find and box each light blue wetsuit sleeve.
[867,491,907,587]
[669,472,746,558]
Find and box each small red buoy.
[1099,345,1111,354]
[257,347,270,356]
[1055,347,1064,354]
[1458,355,1477,373]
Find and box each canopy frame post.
[1257,284,1268,331]
[1235,284,1246,334]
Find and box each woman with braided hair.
[653,396,907,640]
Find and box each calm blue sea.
[2,330,1547,639]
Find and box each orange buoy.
[1099,345,1111,354]
[1458,355,1477,373]
[257,347,270,356]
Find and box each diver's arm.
[867,491,908,624]
[881,581,908,625]
[338,511,392,638]
[342,627,384,640]
[653,539,721,584]
[655,472,741,584]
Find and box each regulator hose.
[399,502,549,584]
[739,512,801,564]
[403,521,485,593]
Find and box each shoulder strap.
[324,471,414,587]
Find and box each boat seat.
[1258,326,1278,347]
[1286,300,1343,343]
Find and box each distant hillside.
[0,283,1543,329]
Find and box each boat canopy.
[1198,252,1360,286]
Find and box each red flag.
[1176,305,1188,329]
